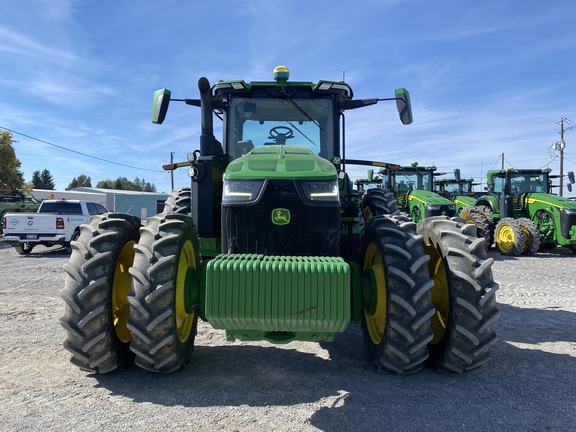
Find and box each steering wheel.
[268,126,294,142]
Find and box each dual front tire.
[360,216,500,373]
[60,189,200,374]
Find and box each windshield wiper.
[285,120,317,146]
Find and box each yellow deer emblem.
[272,208,290,225]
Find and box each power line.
[0,126,164,173]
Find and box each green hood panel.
[525,193,576,210]
[453,195,476,207]
[224,145,336,180]
[408,190,454,206]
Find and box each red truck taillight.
[56,217,65,230]
[2,216,6,231]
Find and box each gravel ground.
[0,241,575,431]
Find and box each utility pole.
[555,118,573,197]
[170,151,175,190]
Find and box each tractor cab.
[379,163,455,221]
[483,168,552,219]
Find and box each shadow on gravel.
[8,247,70,258]
[89,314,576,431]
[488,247,575,262]
[497,303,576,344]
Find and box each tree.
[96,176,156,192]
[0,130,25,191]
[67,174,92,190]
[31,169,56,190]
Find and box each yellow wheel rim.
[112,240,136,343]
[424,243,449,344]
[363,242,387,344]
[176,240,196,342]
[496,224,515,253]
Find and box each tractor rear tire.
[458,206,477,220]
[127,213,201,373]
[60,213,141,373]
[361,188,399,221]
[417,217,499,372]
[517,217,540,255]
[462,211,492,251]
[360,215,435,374]
[494,217,525,256]
[162,188,192,215]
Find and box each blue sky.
[2,0,576,195]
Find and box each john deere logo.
[272,208,290,225]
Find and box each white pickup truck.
[1,199,108,254]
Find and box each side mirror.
[454,168,461,181]
[152,89,171,124]
[568,171,575,184]
[395,88,413,125]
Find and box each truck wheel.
[65,230,80,254]
[517,217,540,255]
[494,217,525,256]
[360,215,434,374]
[361,189,399,221]
[14,242,34,255]
[162,188,192,215]
[128,213,201,373]
[60,213,141,373]
[417,217,499,372]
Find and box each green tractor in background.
[377,162,457,222]
[60,66,498,376]
[354,169,384,196]
[474,168,576,255]
[434,169,482,214]
[434,170,495,249]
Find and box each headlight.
[427,205,441,210]
[299,180,340,202]
[222,180,264,203]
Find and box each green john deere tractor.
[376,162,457,222]
[354,169,384,196]
[60,66,499,375]
[434,170,495,249]
[434,169,482,213]
[474,168,576,255]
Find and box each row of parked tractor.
[355,163,576,256]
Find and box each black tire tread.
[417,217,500,372]
[361,215,435,374]
[127,212,200,373]
[59,212,141,373]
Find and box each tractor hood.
[525,193,576,210]
[408,190,455,206]
[224,145,337,181]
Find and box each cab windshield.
[395,171,433,192]
[226,97,335,160]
